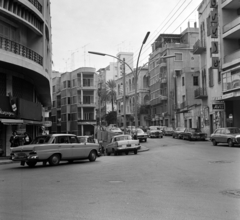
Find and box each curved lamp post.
[134,32,150,129]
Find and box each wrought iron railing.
[0,37,43,66]
[28,0,42,13]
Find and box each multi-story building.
[0,0,52,156]
[193,0,240,136]
[116,66,150,128]
[51,67,98,136]
[219,0,240,127]
[149,23,200,128]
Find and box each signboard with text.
[212,103,225,111]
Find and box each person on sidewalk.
[23,133,32,145]
[9,131,20,148]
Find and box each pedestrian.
[23,132,32,145]
[9,131,20,147]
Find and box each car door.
[55,136,72,159]
[70,136,89,159]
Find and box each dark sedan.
[210,127,240,147]
[181,128,207,141]
[172,127,186,139]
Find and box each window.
[63,81,66,88]
[68,80,71,88]
[193,76,199,86]
[175,53,182,61]
[53,85,55,93]
[182,77,185,86]
[68,97,71,105]
[189,119,192,128]
[72,79,75,87]
[68,113,71,121]
[52,100,55,107]
[209,67,214,87]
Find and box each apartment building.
[149,23,200,128]
[0,0,52,156]
[116,66,150,127]
[193,0,240,136]
[51,67,98,136]
[219,0,240,128]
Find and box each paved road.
[0,137,240,220]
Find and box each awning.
[0,119,24,125]
[0,119,43,125]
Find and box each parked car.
[10,134,101,167]
[147,126,163,138]
[210,127,240,147]
[132,128,148,142]
[105,134,140,156]
[109,127,123,135]
[181,128,207,141]
[172,127,186,139]
[162,127,174,136]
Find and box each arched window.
[132,78,135,90]
[129,79,131,91]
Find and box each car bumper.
[116,145,141,152]
[11,154,39,162]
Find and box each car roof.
[113,134,131,138]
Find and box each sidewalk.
[0,145,149,165]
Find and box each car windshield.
[166,127,173,131]
[136,129,144,134]
[227,128,240,134]
[78,137,87,143]
[31,136,51,144]
[115,136,132,141]
[177,127,185,131]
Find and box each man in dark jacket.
[9,131,20,147]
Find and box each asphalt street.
[0,136,240,220]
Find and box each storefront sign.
[0,96,15,118]
[212,103,225,111]
[221,93,234,99]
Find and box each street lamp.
[134,32,150,129]
[88,51,133,134]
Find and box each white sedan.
[105,134,140,156]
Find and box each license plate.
[127,144,131,147]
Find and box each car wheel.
[134,149,138,155]
[113,149,118,156]
[89,150,97,162]
[49,154,61,166]
[228,139,234,147]
[212,139,217,146]
[161,136,163,138]
[173,135,175,139]
[106,149,111,156]
[125,151,129,155]
[145,138,147,142]
[188,136,192,141]
[26,161,37,168]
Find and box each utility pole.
[122,58,126,134]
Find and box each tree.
[106,79,116,111]
[105,111,117,125]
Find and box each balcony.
[180,101,187,109]
[223,49,240,67]
[195,87,208,99]
[0,37,43,66]
[150,97,161,106]
[28,0,42,13]
[161,77,167,84]
[223,17,240,38]
[193,40,206,54]
[222,0,240,9]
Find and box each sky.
[51,0,202,73]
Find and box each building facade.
[116,66,150,128]
[193,0,240,136]
[149,24,200,128]
[51,67,98,136]
[0,0,52,156]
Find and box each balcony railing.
[194,87,208,99]
[180,101,187,109]
[224,49,240,64]
[223,16,240,34]
[28,0,42,13]
[193,39,206,55]
[0,37,43,66]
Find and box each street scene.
[1,137,240,220]
[1,0,240,219]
